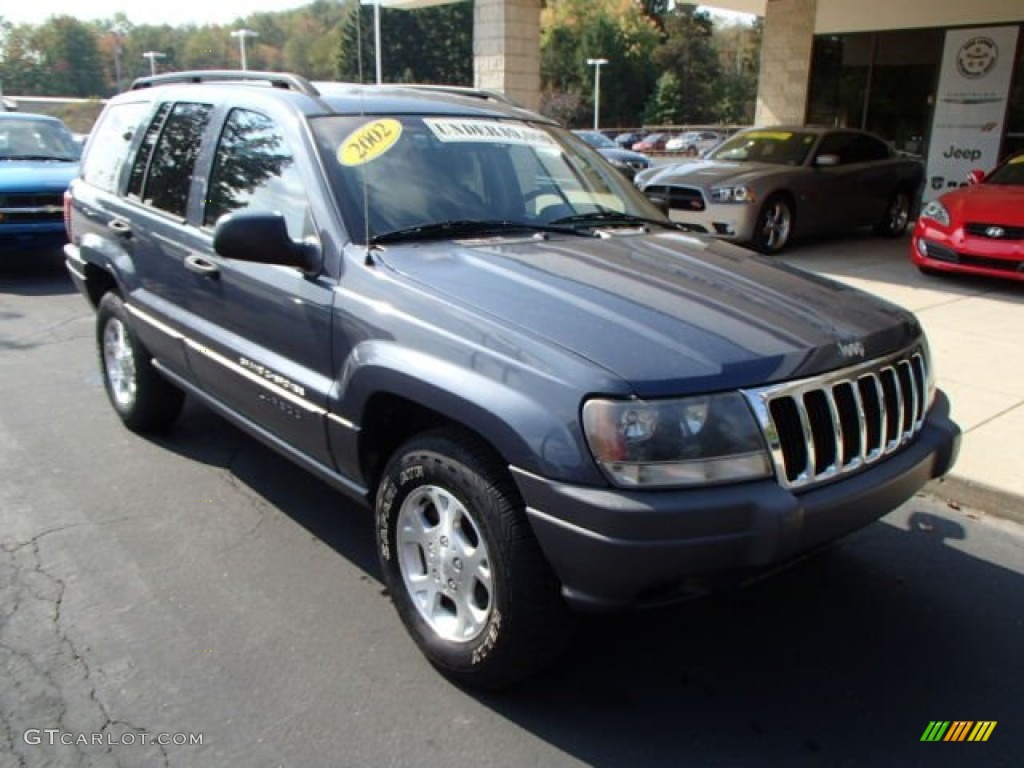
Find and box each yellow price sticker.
[746,131,794,141]
[338,118,403,167]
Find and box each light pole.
[142,51,166,77]
[231,29,259,71]
[586,58,608,132]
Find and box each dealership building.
[386,0,1021,199]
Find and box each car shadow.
[0,251,76,296]
[151,401,1021,767]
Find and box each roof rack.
[130,70,320,97]
[377,83,520,107]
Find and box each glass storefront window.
[808,30,942,156]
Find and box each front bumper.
[664,200,758,241]
[911,224,1024,281]
[515,391,960,610]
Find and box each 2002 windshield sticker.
[424,118,558,148]
[338,119,403,166]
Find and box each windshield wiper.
[370,219,592,245]
[548,211,689,231]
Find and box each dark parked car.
[911,152,1024,281]
[0,112,79,256]
[635,126,924,253]
[65,72,959,690]
[572,129,651,180]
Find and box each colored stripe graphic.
[945,721,972,741]
[968,722,997,742]
[921,720,996,742]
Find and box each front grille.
[0,193,64,223]
[743,347,932,491]
[921,240,1023,273]
[965,222,1024,241]
[643,185,706,212]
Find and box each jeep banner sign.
[923,26,1018,202]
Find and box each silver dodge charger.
[634,126,923,253]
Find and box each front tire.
[875,190,911,237]
[97,293,184,433]
[752,194,793,254]
[375,428,569,690]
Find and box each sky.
[0,0,312,27]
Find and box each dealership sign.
[923,26,1018,202]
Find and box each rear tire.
[875,190,911,237]
[375,428,569,690]
[97,293,184,433]
[752,195,793,254]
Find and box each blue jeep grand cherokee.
[0,112,79,256]
[64,71,960,689]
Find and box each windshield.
[312,115,664,244]
[706,129,817,166]
[0,117,78,161]
[985,154,1024,186]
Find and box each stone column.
[754,0,817,126]
[474,0,542,111]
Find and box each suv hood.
[377,232,920,397]
[0,160,79,192]
[639,159,785,189]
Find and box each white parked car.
[665,130,725,156]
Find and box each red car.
[911,152,1024,281]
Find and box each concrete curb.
[925,475,1024,526]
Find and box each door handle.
[107,218,132,238]
[184,254,220,279]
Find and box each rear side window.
[81,101,151,193]
[128,102,213,218]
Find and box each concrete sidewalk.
[779,231,1024,521]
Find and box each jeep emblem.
[838,341,865,359]
[985,226,1005,238]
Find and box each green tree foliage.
[540,0,660,128]
[22,17,106,97]
[649,4,721,124]
[1,1,760,126]
[644,71,684,125]
[337,0,473,84]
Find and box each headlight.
[582,393,772,488]
[920,199,950,227]
[710,185,755,204]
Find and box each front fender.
[330,340,607,487]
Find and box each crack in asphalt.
[0,536,170,768]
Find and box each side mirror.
[966,169,986,185]
[814,153,840,167]
[213,212,319,273]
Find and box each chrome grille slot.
[743,347,932,491]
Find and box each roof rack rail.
[377,83,520,107]
[130,70,320,97]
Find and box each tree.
[540,0,660,128]
[649,4,721,124]
[0,21,48,95]
[337,0,472,85]
[644,71,684,124]
[30,17,106,97]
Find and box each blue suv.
[64,71,960,689]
